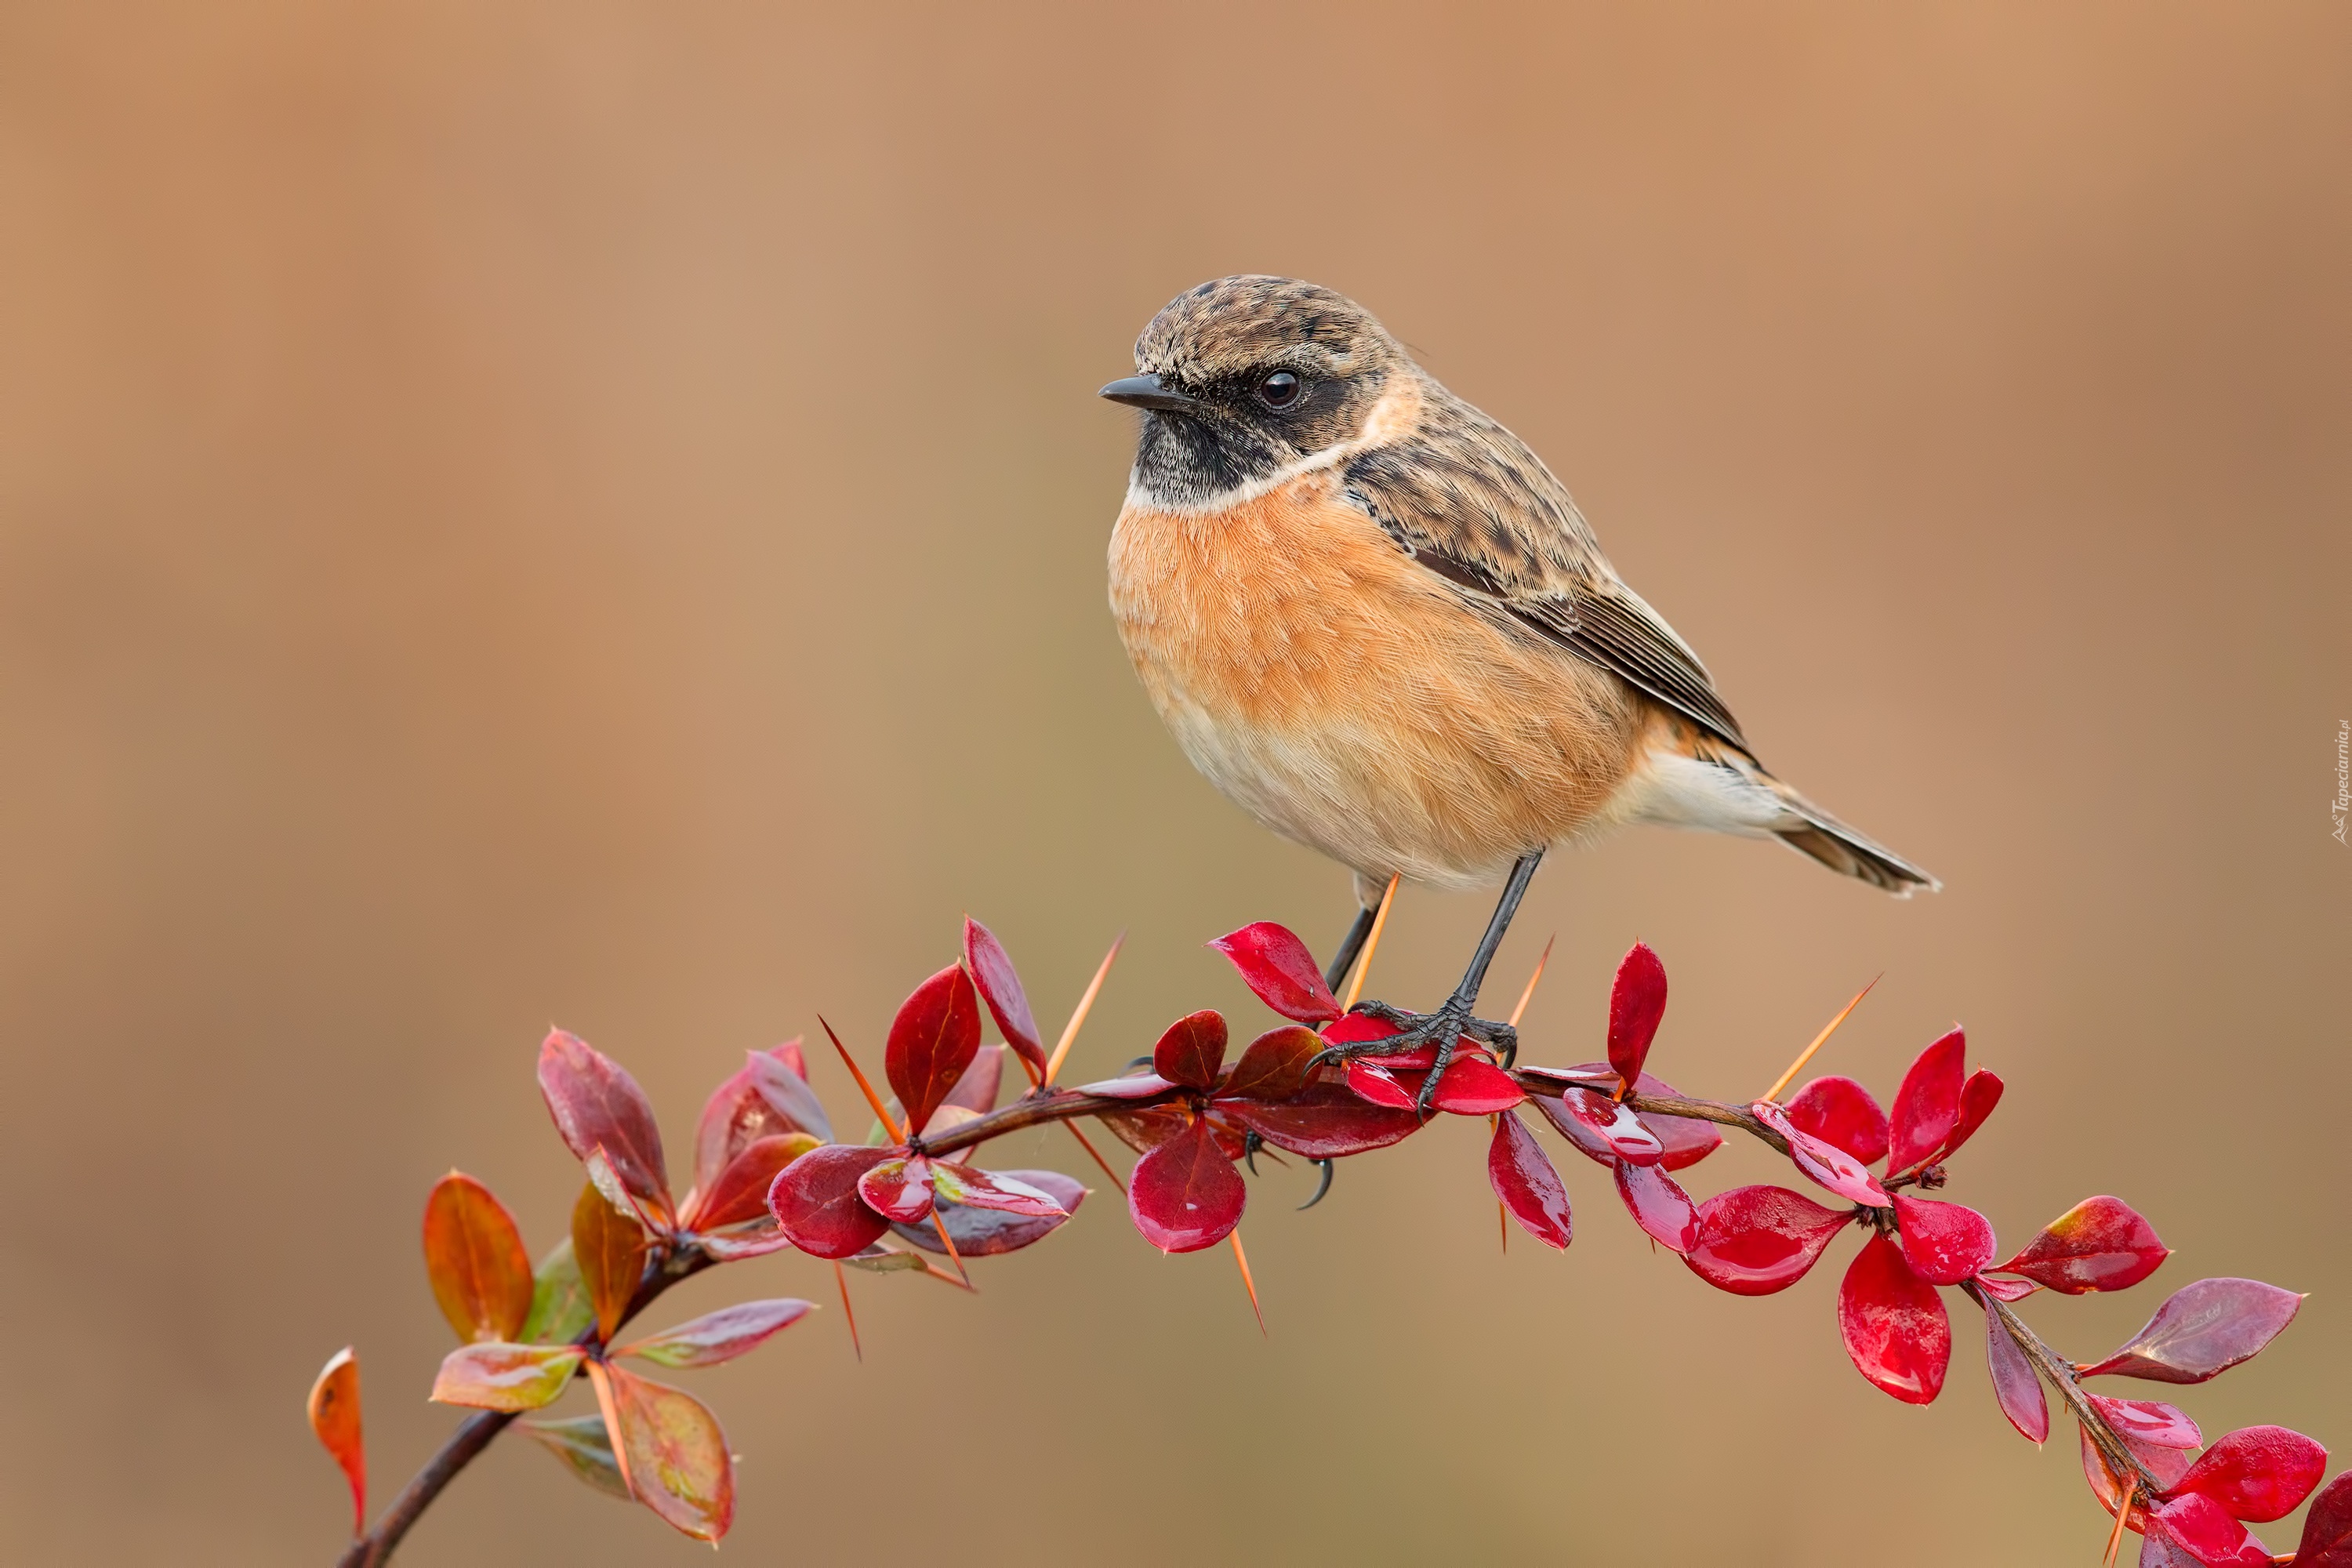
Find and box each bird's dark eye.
[1255,370,1302,409]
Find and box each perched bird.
[1102,276,1935,1105]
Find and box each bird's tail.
[1752,769,1940,896]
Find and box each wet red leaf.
[1621,1071,1724,1171]
[942,1045,1004,1116]
[1127,1116,1246,1253]
[430,1341,586,1411]
[929,1163,1068,1217]
[1548,1087,1664,1165]
[765,1143,894,1260]
[307,1347,365,1537]
[1936,1069,2004,1163]
[1425,1057,1526,1114]
[422,1173,535,1345]
[1784,1075,1889,1167]
[963,917,1046,1076]
[1486,1110,1573,1249]
[1218,1083,1421,1158]
[1977,1273,2039,1303]
[2078,1277,2304,1385]
[1152,1009,1229,1091]
[687,1133,821,1232]
[1885,1028,1965,1175]
[884,964,982,1135]
[1606,941,1668,1087]
[2169,1426,2328,1523]
[1682,1185,1853,1295]
[613,1299,815,1370]
[856,1155,936,1224]
[1992,1196,2169,1294]
[572,1183,649,1341]
[1319,1011,1403,1050]
[697,1229,797,1262]
[1893,1195,1996,1286]
[587,1361,735,1542]
[2093,1396,2205,1455]
[2143,1494,2270,1567]
[691,1042,815,1195]
[1838,1232,1951,1403]
[1751,1099,1890,1207]
[1614,1160,1698,1253]
[1209,922,1343,1023]
[2083,1421,2158,1530]
[742,1050,833,1145]
[1098,1103,1192,1155]
[1073,1072,1179,1100]
[539,1029,673,1222]
[1218,1025,1324,1102]
[1345,1060,1417,1109]
[892,1170,1087,1256]
[2293,1472,2352,1566]
[1981,1299,2049,1443]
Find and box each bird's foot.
[1311,996,1518,1116]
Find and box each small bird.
[1102,276,1935,1105]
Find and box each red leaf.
[742,1050,833,1145]
[613,1299,815,1370]
[2143,1494,2270,1567]
[1751,1099,1889,1207]
[1127,1116,1246,1253]
[855,1155,935,1224]
[1208,922,1343,1023]
[422,1173,535,1344]
[1892,1195,1996,1286]
[2170,1426,2328,1523]
[1486,1110,1573,1249]
[587,1361,735,1542]
[2092,1395,2205,1455]
[884,964,982,1135]
[1319,1011,1403,1049]
[1993,1196,2170,1294]
[686,1133,820,1232]
[1682,1185,1852,1295]
[1838,1232,1951,1403]
[1152,1009,1229,1091]
[1981,1299,2049,1443]
[2078,1277,2305,1385]
[1529,1065,1721,1169]
[2083,1421,2156,1530]
[690,1041,815,1195]
[1345,1060,1417,1109]
[1977,1273,2039,1303]
[963,918,1046,1076]
[1217,1025,1323,1102]
[1885,1027,1965,1175]
[1544,1087,1664,1165]
[1073,1072,1179,1100]
[1936,1069,2004,1163]
[307,1348,365,1537]
[1099,1103,1192,1155]
[2293,1472,2352,1567]
[430,1341,585,1411]
[1614,1160,1698,1253]
[892,1170,1087,1257]
[766,1143,893,1260]
[572,1183,649,1341]
[539,1029,673,1221]
[1606,942,1668,1087]
[1218,1083,1421,1159]
[942,1044,1004,1116]
[1425,1057,1526,1115]
[1784,1075,1889,1167]
[929,1163,1069,1217]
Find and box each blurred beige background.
[3,3,2347,1563]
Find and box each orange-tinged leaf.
[521,1414,632,1501]
[572,1182,648,1342]
[429,1341,585,1411]
[306,1347,365,1537]
[422,1173,535,1344]
[685,1132,821,1232]
[587,1361,736,1541]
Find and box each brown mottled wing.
[1343,401,1751,751]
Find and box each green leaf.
[521,1238,593,1345]
[520,1414,631,1501]
[429,1342,585,1412]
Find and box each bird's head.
[1102,275,1409,510]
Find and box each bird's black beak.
[1098,373,1200,412]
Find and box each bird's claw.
[1298,1158,1334,1210]
[1308,996,1519,1116]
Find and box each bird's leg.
[1314,851,1544,1116]
[1322,902,1378,994]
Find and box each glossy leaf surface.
[521,1239,593,1345]
[1937,1069,2004,1163]
[2292,1472,2352,1567]
[697,1229,797,1262]
[539,1029,672,1220]
[743,1050,833,1145]
[892,1170,1086,1256]
[1994,1196,2169,1294]
[1151,1009,1229,1091]
[928,1163,1067,1217]
[2170,1426,2327,1523]
[2077,1277,2304,1384]
[1073,1072,1178,1100]
[430,1341,584,1411]
[2092,1396,2205,1454]
[963,917,1046,1074]
[1552,1087,1664,1164]
[1218,1025,1322,1102]
[688,1133,821,1232]
[1751,1099,1889,1207]
[1344,1060,1415,1109]
[1838,1232,1951,1404]
[1683,1185,1852,1295]
[1208,922,1343,1023]
[1619,1069,1724,1170]
[520,1414,631,1501]
[1128,1116,1246,1253]
[1606,941,1668,1087]
[1487,1110,1573,1249]
[1976,1272,2039,1304]
[856,1156,936,1224]
[1886,1027,1965,1174]
[2082,1405,2201,1501]
[1784,1075,1889,1167]
[614,1299,815,1370]
[884,964,982,1135]
[588,1362,735,1542]
[691,1042,814,1193]
[941,1045,1004,1116]
[766,1143,893,1260]
[2143,1494,2268,1567]
[1982,1299,2049,1442]
[423,1173,535,1344]
[1614,1160,1698,1253]
[1893,1195,1997,1286]
[307,1347,365,1536]
[1219,1083,1421,1159]
[572,1183,648,1341]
